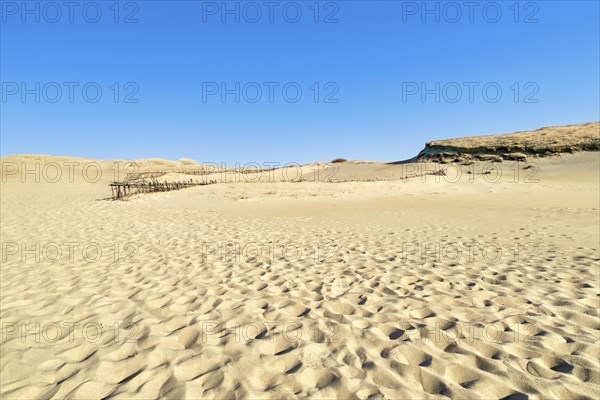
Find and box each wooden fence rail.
[110,178,217,200]
[177,169,215,175]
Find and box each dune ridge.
[416,122,600,164]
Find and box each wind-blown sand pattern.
[1,125,599,399]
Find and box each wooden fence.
[177,169,215,175]
[176,168,270,175]
[110,178,217,200]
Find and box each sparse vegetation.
[179,158,197,165]
[416,122,599,164]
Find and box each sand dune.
[1,127,599,398]
[417,122,600,163]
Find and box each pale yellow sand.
[1,150,599,399]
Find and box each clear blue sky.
[1,0,599,164]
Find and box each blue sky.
[1,0,599,164]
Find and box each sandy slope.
[1,151,599,399]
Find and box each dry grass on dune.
[419,122,600,158]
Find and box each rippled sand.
[1,152,598,399]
